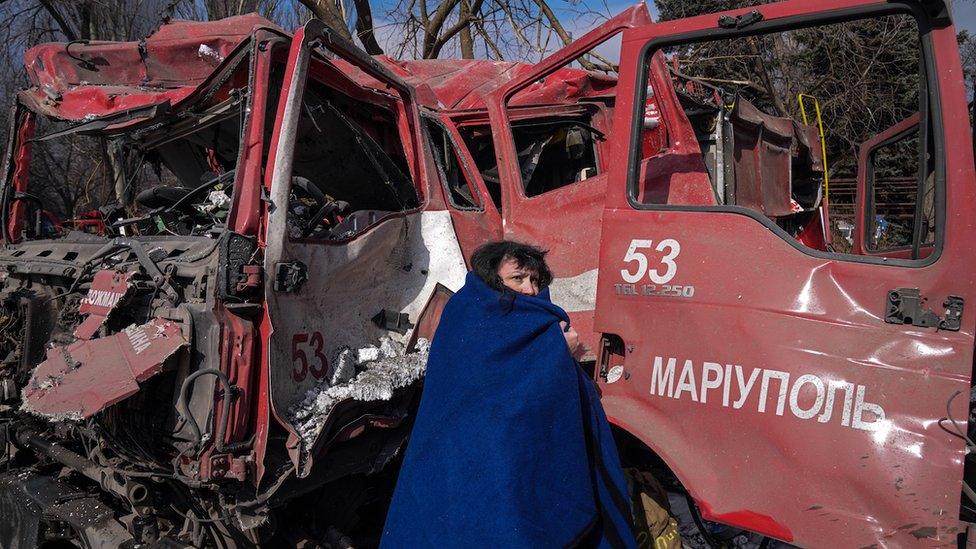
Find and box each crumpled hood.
[20,14,281,122]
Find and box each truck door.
[422,112,503,259]
[594,1,976,546]
[483,4,652,358]
[262,22,468,472]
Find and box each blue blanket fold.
[381,272,634,548]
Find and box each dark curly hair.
[470,240,553,293]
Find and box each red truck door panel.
[484,4,653,358]
[261,23,468,472]
[596,1,976,546]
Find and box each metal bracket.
[217,232,259,300]
[273,260,307,293]
[884,288,963,331]
[371,309,414,334]
[718,11,764,30]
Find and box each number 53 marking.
[620,238,680,284]
[292,331,329,382]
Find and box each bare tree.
[203,0,260,19]
[381,0,616,70]
[296,0,383,54]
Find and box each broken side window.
[511,118,601,197]
[9,60,252,241]
[285,77,418,241]
[457,116,602,206]
[494,36,619,202]
[866,125,934,251]
[631,13,933,262]
[424,118,482,210]
[458,125,502,212]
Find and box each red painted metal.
[21,15,277,122]
[596,1,975,546]
[74,270,132,340]
[6,110,35,243]
[430,112,503,261]
[389,58,619,112]
[215,307,257,450]
[794,210,828,252]
[254,22,310,484]
[24,318,187,419]
[473,4,653,359]
[226,34,286,239]
[698,501,794,543]
[729,98,800,217]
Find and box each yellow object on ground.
[626,468,682,549]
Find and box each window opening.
[512,119,601,197]
[866,125,935,251]
[458,125,501,211]
[425,119,482,210]
[459,117,602,205]
[632,13,933,262]
[13,84,248,241]
[285,76,418,240]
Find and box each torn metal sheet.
[729,96,823,217]
[73,270,131,340]
[730,96,795,217]
[287,336,429,475]
[23,318,186,420]
[20,15,280,122]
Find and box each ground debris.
[287,336,430,446]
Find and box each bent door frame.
[259,21,463,473]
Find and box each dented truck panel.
[477,4,653,360]
[20,15,279,122]
[594,0,976,547]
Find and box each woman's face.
[497,258,541,296]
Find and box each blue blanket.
[381,272,634,548]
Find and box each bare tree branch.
[37,0,78,40]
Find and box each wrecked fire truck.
[0,0,974,546]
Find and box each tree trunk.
[299,0,355,42]
[38,0,78,41]
[353,0,383,55]
[103,141,129,209]
[459,0,475,59]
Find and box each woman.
[381,241,634,548]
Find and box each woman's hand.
[560,321,582,359]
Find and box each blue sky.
[953,1,976,37]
